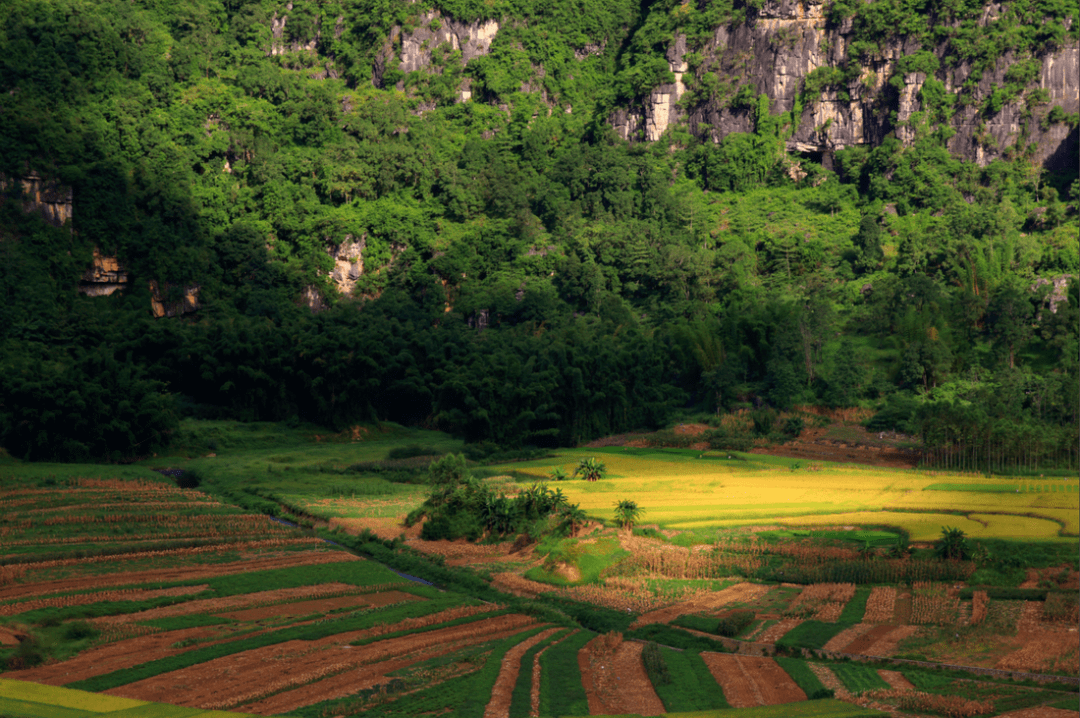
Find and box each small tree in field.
[548,467,569,481]
[613,499,642,530]
[934,526,970,561]
[574,457,606,482]
[560,503,588,536]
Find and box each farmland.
[0,421,1078,717]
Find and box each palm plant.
[548,467,569,481]
[560,503,588,537]
[613,498,642,530]
[573,457,606,482]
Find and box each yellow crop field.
[0,679,147,713]
[503,449,1079,541]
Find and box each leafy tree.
[934,526,971,561]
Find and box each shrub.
[641,641,671,686]
[716,609,757,637]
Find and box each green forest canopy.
[0,0,1076,462]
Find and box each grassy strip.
[776,621,854,650]
[537,629,594,718]
[508,630,568,718]
[838,588,870,623]
[67,595,471,692]
[1050,697,1080,710]
[349,609,512,647]
[0,696,94,718]
[775,657,834,699]
[672,614,719,634]
[625,624,728,652]
[660,698,887,716]
[652,648,732,712]
[832,664,891,694]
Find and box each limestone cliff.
[612,0,1077,170]
[79,249,130,297]
[0,172,72,228]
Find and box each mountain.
[0,0,1077,462]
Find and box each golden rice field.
[503,449,1080,542]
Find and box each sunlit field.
[498,448,1079,541]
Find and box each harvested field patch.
[0,584,209,616]
[579,634,665,717]
[841,624,898,654]
[823,623,874,652]
[863,587,896,623]
[631,582,769,628]
[757,619,802,644]
[0,547,348,602]
[490,572,552,598]
[863,625,918,656]
[996,624,1080,673]
[700,653,806,708]
[807,663,849,700]
[787,583,856,622]
[105,612,537,709]
[877,670,913,690]
[482,627,560,718]
[218,590,421,621]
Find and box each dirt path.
[700,653,805,707]
[0,550,355,602]
[106,613,536,709]
[482,628,560,718]
[578,637,665,717]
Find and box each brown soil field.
[749,426,919,468]
[0,550,355,602]
[823,623,875,652]
[864,625,919,656]
[218,590,421,621]
[490,572,552,599]
[92,583,378,625]
[878,670,914,690]
[0,584,209,617]
[996,708,1080,718]
[106,612,537,710]
[702,653,805,707]
[996,619,1080,673]
[841,624,900,654]
[9,626,233,684]
[631,582,769,628]
[807,663,850,700]
[579,635,665,717]
[482,627,561,718]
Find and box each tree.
[548,467,569,481]
[560,503,588,537]
[613,499,642,530]
[934,526,970,561]
[574,457,607,482]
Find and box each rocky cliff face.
[612,0,1078,170]
[0,172,73,228]
[79,249,130,297]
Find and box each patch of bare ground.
[878,670,914,690]
[107,612,537,710]
[995,708,1080,718]
[996,602,1079,674]
[0,548,353,602]
[578,634,665,717]
[808,663,850,699]
[490,573,552,599]
[863,625,919,656]
[631,582,770,628]
[841,624,899,654]
[482,628,560,718]
[823,623,875,652]
[701,653,805,707]
[0,584,208,616]
[757,619,802,644]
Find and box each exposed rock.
[377,10,499,91]
[300,284,328,312]
[0,172,72,228]
[1032,275,1077,315]
[79,248,129,297]
[327,235,366,296]
[149,280,200,318]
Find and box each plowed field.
[579,637,665,717]
[701,653,805,707]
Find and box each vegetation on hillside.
[0,0,1076,462]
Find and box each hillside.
[0,0,1077,462]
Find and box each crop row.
[37,513,286,527]
[2,528,293,548]
[863,688,993,718]
[911,583,960,626]
[0,536,324,568]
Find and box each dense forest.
[0,0,1077,464]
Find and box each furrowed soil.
[579,636,665,717]
[0,584,209,616]
[218,590,421,621]
[824,623,875,651]
[631,582,770,627]
[105,612,537,709]
[483,627,561,718]
[0,549,354,601]
[700,653,805,707]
